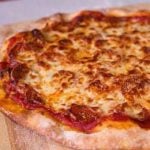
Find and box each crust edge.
[1,107,150,150]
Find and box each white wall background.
[0,0,150,25]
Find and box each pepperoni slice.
[70,104,99,130]
[109,112,129,121]
[0,62,9,77]
[5,81,150,131]
[70,104,97,123]
[0,62,9,71]
[8,43,23,60]
[5,82,44,109]
[10,63,29,82]
[25,85,44,106]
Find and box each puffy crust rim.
[1,107,150,150]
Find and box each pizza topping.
[142,55,150,64]
[1,11,150,132]
[31,29,44,40]
[10,63,29,82]
[69,104,99,124]
[142,46,150,54]
[25,42,42,52]
[121,74,147,99]
[0,62,9,78]
[7,43,23,60]
[69,11,104,30]
[24,85,44,105]
[53,70,75,81]
[72,50,99,63]
[5,82,44,109]
[7,33,25,52]
[136,120,150,129]
[58,39,73,49]
[109,112,129,121]
[0,62,9,72]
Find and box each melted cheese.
[1,14,150,121]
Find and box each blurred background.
[0,0,150,25]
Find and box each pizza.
[0,8,150,150]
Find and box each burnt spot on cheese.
[89,80,109,93]
[0,62,10,78]
[52,70,75,88]
[99,69,113,78]
[95,39,104,49]
[141,55,150,64]
[25,41,44,52]
[58,39,73,50]
[54,70,74,78]
[99,49,121,63]
[142,46,150,54]
[50,21,69,32]
[121,74,148,99]
[31,29,44,40]
[0,62,9,72]
[7,43,24,60]
[58,39,72,46]
[10,63,29,82]
[40,49,64,62]
[69,11,104,31]
[37,60,51,70]
[25,85,44,105]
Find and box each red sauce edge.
[4,81,150,132]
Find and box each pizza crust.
[0,6,150,150]
[2,107,150,150]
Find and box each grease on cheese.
[2,14,150,121]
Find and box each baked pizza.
[0,8,150,149]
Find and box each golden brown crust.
[0,6,150,150]
[1,106,150,150]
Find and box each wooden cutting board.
[0,113,71,150]
[0,3,149,150]
[0,113,11,150]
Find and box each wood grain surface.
[0,3,150,150]
[0,113,11,150]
